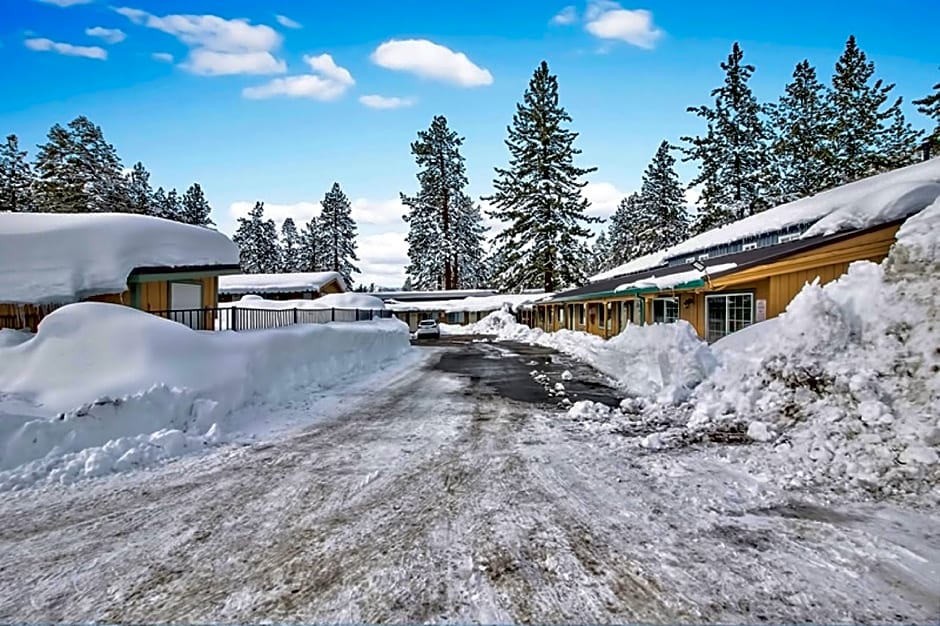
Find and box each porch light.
[691,259,706,273]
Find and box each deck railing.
[149,306,394,331]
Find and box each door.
[169,281,204,329]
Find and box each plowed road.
[0,338,937,623]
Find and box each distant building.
[218,272,346,302]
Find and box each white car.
[415,319,440,340]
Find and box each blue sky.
[1,0,937,287]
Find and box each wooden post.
[331,308,335,322]
[293,308,298,325]
[231,306,238,331]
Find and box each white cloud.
[370,39,493,87]
[584,1,664,49]
[36,0,92,6]
[351,197,405,224]
[275,14,301,29]
[85,26,126,44]
[357,232,409,288]
[583,181,630,218]
[684,186,701,208]
[115,7,286,75]
[551,5,578,25]
[151,52,173,63]
[228,201,319,229]
[24,37,107,60]
[243,53,353,100]
[185,50,286,76]
[229,196,402,228]
[358,94,416,110]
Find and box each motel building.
[519,156,940,342]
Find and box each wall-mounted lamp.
[691,259,706,272]
[683,297,695,309]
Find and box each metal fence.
[149,306,394,331]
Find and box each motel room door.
[169,281,204,329]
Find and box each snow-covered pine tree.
[607,193,642,267]
[638,141,689,250]
[0,134,33,212]
[33,123,86,212]
[298,216,325,272]
[232,201,280,274]
[66,116,130,212]
[588,231,611,276]
[279,217,302,272]
[486,61,599,292]
[318,183,360,288]
[681,42,770,229]
[401,116,482,290]
[125,162,153,215]
[914,71,940,153]
[453,195,487,288]
[151,186,168,219]
[767,60,832,201]
[180,182,214,226]
[161,188,183,222]
[827,36,921,185]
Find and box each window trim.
[741,241,758,251]
[652,297,680,324]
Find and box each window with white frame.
[652,298,679,323]
[705,293,754,342]
[778,233,800,243]
[742,241,758,251]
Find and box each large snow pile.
[592,157,940,282]
[0,212,239,304]
[682,199,940,493]
[218,271,346,296]
[0,303,410,490]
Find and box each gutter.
[541,278,707,304]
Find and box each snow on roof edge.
[218,272,347,294]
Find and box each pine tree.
[125,162,153,215]
[914,70,940,153]
[486,61,599,292]
[180,182,214,226]
[767,60,832,201]
[279,217,302,272]
[588,231,611,275]
[638,141,689,250]
[232,201,280,274]
[607,194,641,267]
[828,35,921,184]
[681,42,770,229]
[298,216,325,272]
[67,116,130,212]
[158,188,183,222]
[318,183,360,287]
[151,186,168,219]
[33,123,86,212]
[402,115,484,290]
[0,134,33,212]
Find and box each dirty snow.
[0,212,239,304]
[218,271,346,296]
[0,302,411,490]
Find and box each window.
[577,304,585,325]
[705,293,754,342]
[621,300,635,327]
[169,281,204,329]
[652,298,679,324]
[446,311,465,324]
[778,233,800,243]
[697,253,710,260]
[742,242,758,251]
[558,307,565,323]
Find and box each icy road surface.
[0,337,937,623]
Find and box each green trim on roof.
[541,278,707,303]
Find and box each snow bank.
[218,271,346,295]
[0,212,239,304]
[222,293,386,310]
[387,292,551,313]
[452,309,715,403]
[0,303,410,489]
[591,157,940,282]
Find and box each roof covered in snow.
[385,292,552,313]
[368,289,499,302]
[0,212,240,305]
[218,272,346,295]
[591,157,940,283]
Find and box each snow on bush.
[0,302,410,490]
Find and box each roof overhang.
[128,264,242,283]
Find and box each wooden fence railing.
[148,306,394,331]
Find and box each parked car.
[415,318,440,340]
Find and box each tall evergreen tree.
[402,115,483,290]
[232,201,280,274]
[588,231,611,276]
[0,134,33,212]
[159,188,183,222]
[914,70,940,153]
[607,194,642,267]
[681,42,770,230]
[180,182,214,226]
[827,35,921,184]
[67,115,130,212]
[125,162,153,215]
[486,61,599,292]
[767,60,832,201]
[298,216,325,272]
[318,183,360,287]
[638,141,689,250]
[33,123,85,213]
[279,217,302,272]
